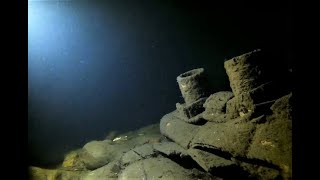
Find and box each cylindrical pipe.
[224,49,269,97]
[177,68,211,105]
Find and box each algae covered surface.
[29,50,292,180]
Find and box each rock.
[187,149,256,179]
[190,121,256,157]
[187,148,236,172]
[202,91,234,122]
[177,68,211,105]
[61,150,87,171]
[128,144,156,159]
[83,140,112,159]
[119,124,163,146]
[121,144,157,166]
[29,166,87,180]
[160,110,199,149]
[82,140,130,170]
[153,142,189,158]
[83,160,121,180]
[118,157,213,180]
[79,124,162,170]
[120,149,143,167]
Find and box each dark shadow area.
[194,145,281,170]
[191,118,208,126]
[210,165,257,180]
[157,151,204,171]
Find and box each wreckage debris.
[30,50,292,180]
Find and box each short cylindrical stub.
[177,68,211,105]
[224,49,269,97]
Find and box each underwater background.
[28,0,292,167]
